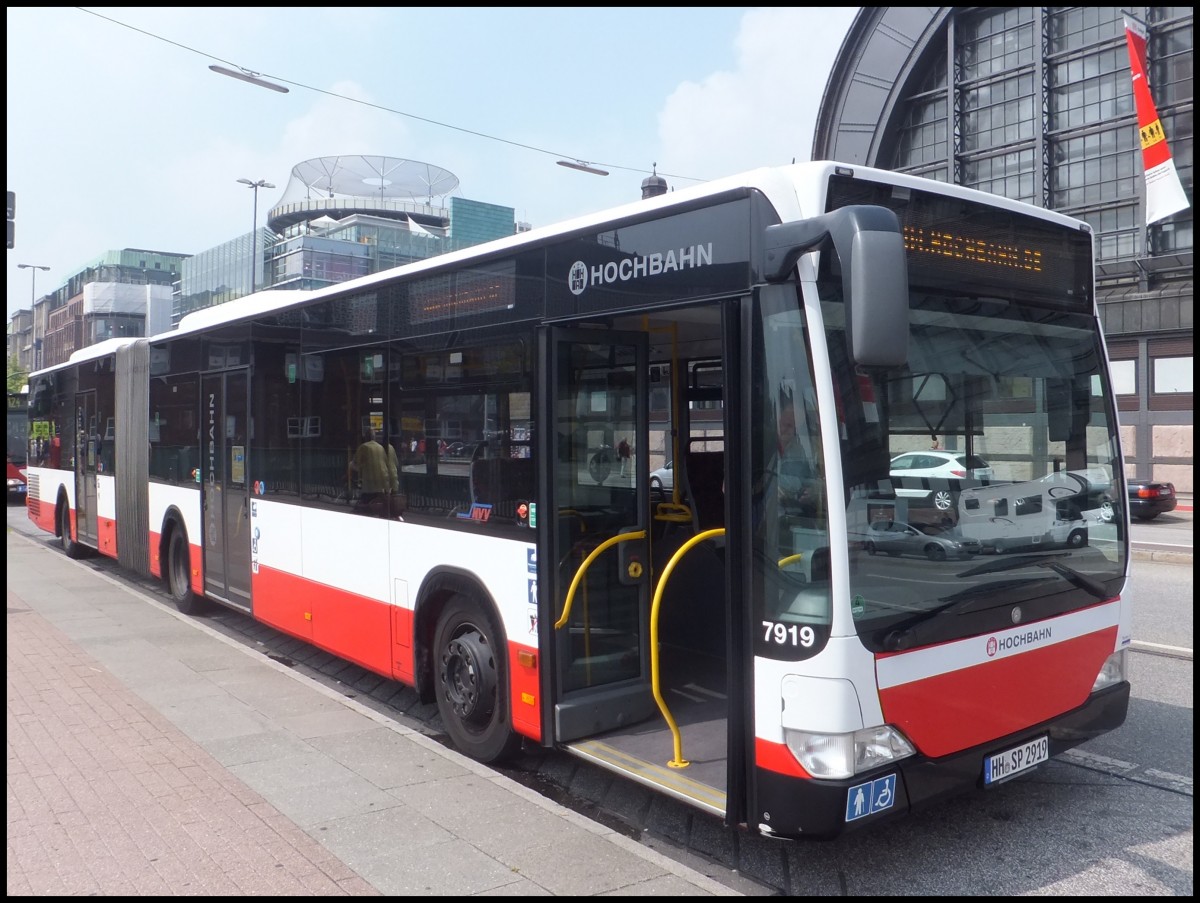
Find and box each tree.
[7,354,28,393]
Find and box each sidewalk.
[6,528,744,896]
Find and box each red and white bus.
[25,162,1131,840]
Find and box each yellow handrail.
[650,527,725,768]
[654,501,692,523]
[555,530,647,629]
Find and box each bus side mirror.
[761,204,909,369]
[847,228,909,368]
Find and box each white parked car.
[889,450,994,512]
[649,461,674,493]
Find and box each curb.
[1131,549,1191,564]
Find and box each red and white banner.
[1123,15,1190,225]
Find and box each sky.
[6,6,860,320]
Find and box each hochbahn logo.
[568,242,713,296]
[986,626,1052,657]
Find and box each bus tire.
[59,500,83,559]
[433,593,522,764]
[167,526,205,615]
[1066,528,1087,548]
[932,489,955,512]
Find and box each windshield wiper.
[1038,560,1110,600]
[879,577,1054,651]
[956,551,1070,579]
[956,552,1109,600]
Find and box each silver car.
[862,519,983,561]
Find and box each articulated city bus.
[25,161,1130,839]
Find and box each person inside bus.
[352,427,399,514]
[771,390,820,517]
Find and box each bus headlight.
[1091,649,1128,692]
[784,725,916,779]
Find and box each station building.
[813,6,1193,490]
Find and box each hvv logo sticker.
[845,774,897,822]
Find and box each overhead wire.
[75,7,707,184]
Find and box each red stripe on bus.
[191,545,204,597]
[506,639,542,743]
[251,564,410,681]
[31,500,56,534]
[878,627,1118,758]
[98,517,118,558]
[149,530,162,578]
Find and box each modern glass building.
[172,155,518,323]
[14,157,523,370]
[813,5,1193,491]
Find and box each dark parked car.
[7,454,27,505]
[1127,479,1177,520]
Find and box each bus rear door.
[201,369,252,609]
[74,391,99,546]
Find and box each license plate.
[984,735,1048,785]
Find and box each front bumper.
[753,682,1130,840]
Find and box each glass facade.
[174,199,517,324]
[888,7,1192,278]
[816,5,1192,493]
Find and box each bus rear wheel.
[167,527,204,615]
[434,594,521,764]
[59,501,83,559]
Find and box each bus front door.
[543,327,655,741]
[74,391,98,547]
[200,370,251,610]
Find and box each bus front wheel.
[167,526,204,615]
[434,594,522,764]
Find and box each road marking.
[1130,639,1193,660]
[1061,749,1193,796]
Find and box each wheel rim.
[927,545,946,560]
[934,490,953,511]
[440,626,497,729]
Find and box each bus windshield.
[826,292,1126,652]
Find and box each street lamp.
[556,159,609,176]
[17,263,49,369]
[238,178,275,296]
[209,65,289,94]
